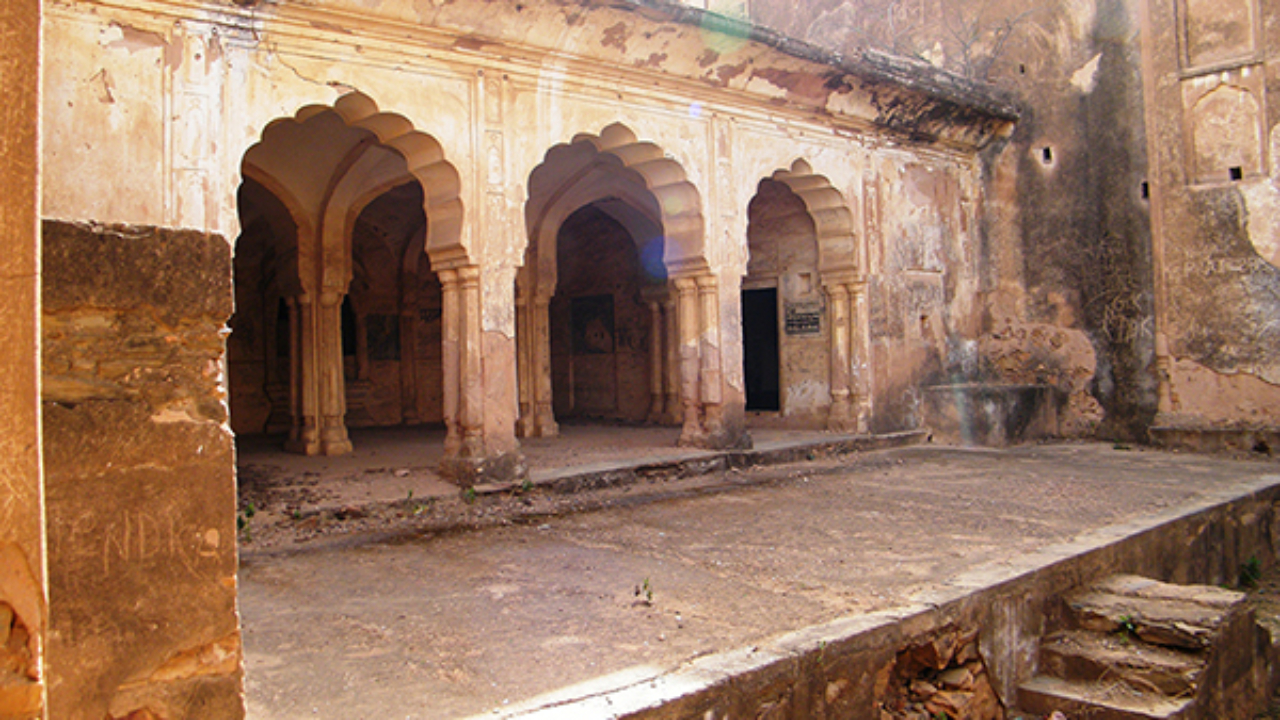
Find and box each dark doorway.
[741,287,780,411]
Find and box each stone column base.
[439,450,529,487]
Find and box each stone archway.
[234,92,465,457]
[746,159,869,432]
[519,123,739,448]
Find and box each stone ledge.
[1150,426,1279,456]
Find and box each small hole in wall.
[1229,166,1244,181]
[1041,147,1053,164]
[1019,64,1027,74]
[1141,181,1149,199]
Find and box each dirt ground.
[237,441,1279,719]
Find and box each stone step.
[1092,575,1243,610]
[1039,630,1203,697]
[1063,578,1242,651]
[1019,675,1194,720]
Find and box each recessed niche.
[1041,147,1053,164]
[1229,166,1244,181]
[1141,181,1149,199]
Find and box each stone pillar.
[696,274,725,440]
[437,264,526,484]
[515,289,533,437]
[674,277,704,446]
[826,282,855,432]
[458,266,484,458]
[439,269,462,456]
[646,297,665,423]
[0,1,46,716]
[533,295,557,436]
[284,293,320,455]
[663,292,681,424]
[316,291,352,455]
[850,280,872,432]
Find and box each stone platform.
[236,437,1280,719]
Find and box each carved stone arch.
[528,172,664,293]
[527,122,707,279]
[322,145,416,291]
[243,91,467,273]
[768,159,859,282]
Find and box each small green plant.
[1239,556,1263,589]
[521,478,534,494]
[1116,613,1138,640]
[238,502,257,542]
[463,487,477,504]
[635,577,653,605]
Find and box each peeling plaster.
[1069,53,1101,94]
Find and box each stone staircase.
[1017,574,1268,719]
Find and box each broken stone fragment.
[908,678,938,699]
[937,664,975,690]
[925,689,973,717]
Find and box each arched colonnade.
[229,92,873,483]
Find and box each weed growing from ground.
[634,577,653,605]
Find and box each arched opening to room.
[548,200,667,424]
[228,93,463,457]
[742,160,866,432]
[743,178,823,421]
[518,123,711,444]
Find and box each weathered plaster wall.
[0,1,46,718]
[1143,0,1280,432]
[866,154,985,432]
[42,0,1008,449]
[41,221,242,720]
[750,0,1157,440]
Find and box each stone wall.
[0,2,46,718]
[41,221,243,720]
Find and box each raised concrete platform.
[236,441,1280,719]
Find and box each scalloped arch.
[768,159,859,281]
[526,122,707,279]
[242,91,467,272]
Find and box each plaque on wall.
[784,301,822,335]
